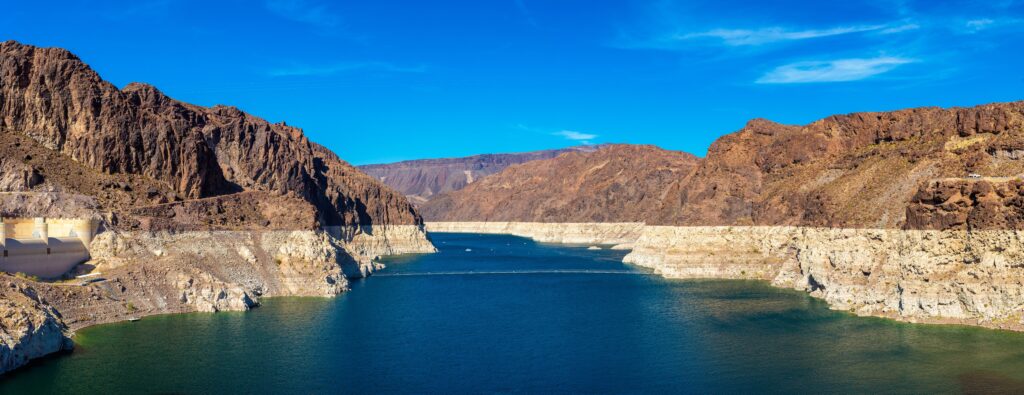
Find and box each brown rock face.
[420,145,699,222]
[906,178,1024,230]
[358,146,601,205]
[0,41,420,227]
[422,102,1024,229]
[657,102,1024,228]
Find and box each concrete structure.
[0,217,97,278]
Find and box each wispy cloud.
[514,0,539,28]
[268,62,428,77]
[264,0,339,28]
[678,24,900,46]
[555,130,598,144]
[757,56,916,84]
[965,18,995,32]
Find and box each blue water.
[3,233,1024,393]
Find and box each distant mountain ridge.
[421,102,1024,230]
[358,145,602,204]
[420,144,700,222]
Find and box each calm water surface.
[3,233,1024,393]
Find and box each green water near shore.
[3,232,1024,393]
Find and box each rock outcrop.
[656,102,1024,228]
[0,280,73,374]
[422,102,1024,229]
[906,178,1024,230]
[0,40,421,228]
[623,225,1024,331]
[0,41,439,374]
[421,145,699,222]
[359,145,602,205]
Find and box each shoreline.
[0,225,437,374]
[426,221,1024,332]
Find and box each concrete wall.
[0,217,96,278]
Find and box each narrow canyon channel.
[3,233,1024,393]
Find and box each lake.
[3,232,1024,393]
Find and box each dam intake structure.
[0,217,97,278]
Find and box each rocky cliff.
[421,144,699,222]
[0,41,438,374]
[0,280,73,375]
[623,225,1024,331]
[0,40,420,228]
[421,102,1024,229]
[657,102,1024,228]
[358,145,601,205]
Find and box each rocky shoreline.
[0,225,435,375]
[428,221,1024,332]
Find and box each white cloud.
[555,130,598,144]
[880,23,921,34]
[757,56,916,84]
[677,22,916,46]
[268,62,427,77]
[965,18,996,33]
[265,0,339,28]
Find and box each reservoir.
[3,233,1024,393]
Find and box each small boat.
[127,317,140,322]
[465,248,472,252]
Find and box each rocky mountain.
[424,102,1024,230]
[420,144,699,222]
[358,145,601,204]
[0,40,420,229]
[655,102,1024,229]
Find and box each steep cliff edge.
[0,280,73,375]
[0,40,420,228]
[623,226,1024,331]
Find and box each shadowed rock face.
[358,146,601,205]
[420,144,699,222]
[0,40,420,227]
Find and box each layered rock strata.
[625,225,1024,331]
[428,222,1024,331]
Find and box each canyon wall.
[428,222,1024,331]
[0,41,439,374]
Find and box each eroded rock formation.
[0,40,420,228]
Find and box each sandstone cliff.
[359,145,601,205]
[421,144,699,222]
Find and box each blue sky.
[3,0,1023,164]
